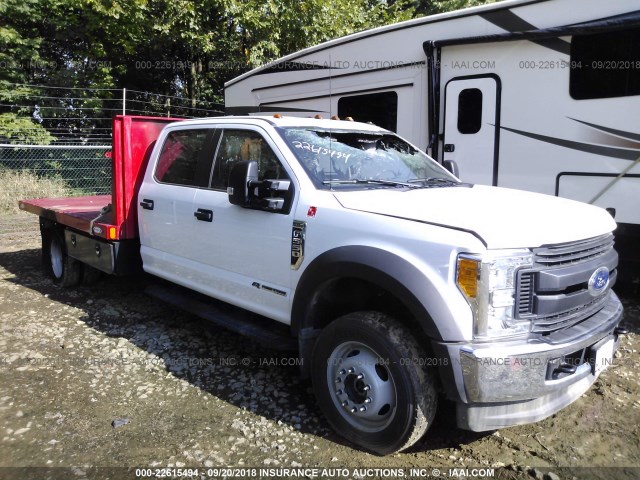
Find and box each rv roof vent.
[314,114,323,119]
[345,117,354,122]
[273,113,283,118]
[331,115,339,120]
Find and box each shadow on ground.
[13,247,637,454]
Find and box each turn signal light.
[457,258,479,298]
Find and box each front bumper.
[437,290,623,431]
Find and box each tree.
[229,0,416,68]
[0,0,495,128]
[410,0,497,16]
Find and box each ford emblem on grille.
[588,267,609,296]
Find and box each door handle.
[140,199,154,210]
[194,208,213,222]
[444,144,455,153]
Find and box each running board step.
[146,283,297,351]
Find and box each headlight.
[456,250,534,340]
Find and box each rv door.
[443,76,499,185]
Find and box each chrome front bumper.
[439,291,623,431]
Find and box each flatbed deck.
[19,195,112,236]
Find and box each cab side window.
[155,129,210,186]
[210,130,289,190]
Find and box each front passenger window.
[210,130,288,190]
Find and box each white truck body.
[133,115,622,453]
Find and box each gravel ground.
[0,232,638,480]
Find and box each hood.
[333,185,617,249]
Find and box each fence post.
[122,88,126,116]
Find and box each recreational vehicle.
[225,0,640,264]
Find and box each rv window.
[570,28,640,100]
[337,92,398,132]
[457,88,483,134]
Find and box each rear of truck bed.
[18,116,180,279]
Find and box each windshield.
[278,127,459,189]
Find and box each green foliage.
[409,0,497,16]
[0,0,497,115]
[429,0,497,14]
[229,0,416,67]
[0,113,55,144]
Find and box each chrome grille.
[533,233,614,267]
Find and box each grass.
[0,169,70,216]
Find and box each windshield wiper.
[408,177,458,184]
[322,179,420,188]
[407,177,465,187]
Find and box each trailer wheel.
[43,229,81,287]
[311,311,437,455]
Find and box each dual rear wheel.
[42,227,102,287]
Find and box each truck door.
[191,127,297,323]
[443,76,500,185]
[138,127,216,273]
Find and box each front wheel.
[311,311,437,455]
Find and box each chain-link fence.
[0,84,223,239]
[0,144,111,238]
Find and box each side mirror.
[443,159,459,178]
[228,160,292,212]
[228,160,258,207]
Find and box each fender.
[291,245,446,341]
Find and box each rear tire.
[311,311,437,455]
[42,229,81,287]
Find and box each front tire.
[311,311,437,455]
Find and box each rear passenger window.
[155,130,209,186]
[210,130,288,190]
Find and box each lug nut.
[351,407,357,413]
[339,369,346,375]
[363,385,371,391]
[342,401,349,407]
[356,373,364,380]
[359,406,367,412]
[335,389,343,396]
[335,377,341,384]
[347,367,355,374]
[364,397,372,404]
